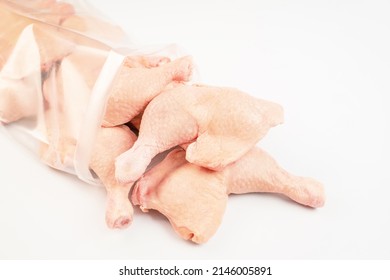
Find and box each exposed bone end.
[290,177,325,208]
[107,215,133,229]
[105,188,134,229]
[168,55,194,82]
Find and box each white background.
[0,0,389,259]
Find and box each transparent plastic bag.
[0,1,326,242]
[0,0,187,185]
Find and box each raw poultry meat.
[0,0,75,70]
[38,46,107,169]
[90,125,137,229]
[115,84,284,185]
[0,1,77,124]
[132,147,325,243]
[0,0,124,123]
[37,50,187,168]
[102,55,193,127]
[1,0,194,229]
[0,0,325,240]
[132,148,227,243]
[39,48,191,228]
[38,48,117,227]
[0,23,75,123]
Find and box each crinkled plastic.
[0,0,186,185]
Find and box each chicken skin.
[132,147,325,243]
[116,84,284,185]
[0,0,325,239]
[102,55,193,127]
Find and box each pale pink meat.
[38,47,106,168]
[225,148,325,208]
[39,50,180,228]
[0,24,76,124]
[0,1,77,123]
[0,0,75,70]
[102,55,193,127]
[90,125,137,229]
[132,148,227,244]
[132,147,325,243]
[115,84,284,185]
[0,0,325,237]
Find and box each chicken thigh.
[132,147,325,243]
[102,55,193,127]
[132,148,227,244]
[116,84,284,185]
[38,48,179,228]
[1,0,325,239]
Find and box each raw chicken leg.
[0,24,75,124]
[132,147,325,243]
[102,55,193,127]
[225,148,325,208]
[90,125,137,229]
[40,58,139,228]
[0,0,75,70]
[41,124,138,229]
[39,50,177,167]
[0,0,76,123]
[132,148,227,244]
[1,0,179,125]
[1,0,324,241]
[38,47,103,169]
[116,84,284,185]
[39,50,176,228]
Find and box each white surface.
[1,0,390,259]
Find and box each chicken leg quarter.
[102,55,193,127]
[115,84,284,185]
[132,147,325,243]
